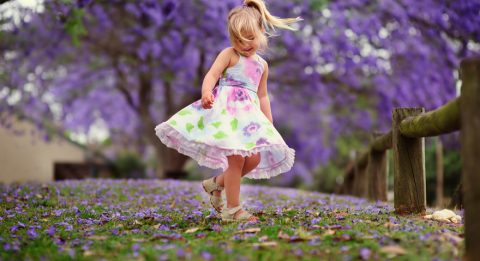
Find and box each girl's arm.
[257,61,273,123]
[201,48,233,96]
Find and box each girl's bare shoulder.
[219,47,240,68]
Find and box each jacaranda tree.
[1,0,479,184]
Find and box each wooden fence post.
[435,137,444,208]
[460,58,480,261]
[353,150,368,198]
[392,108,426,214]
[356,166,368,198]
[367,132,388,201]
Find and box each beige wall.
[0,117,85,184]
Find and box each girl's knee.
[249,153,261,167]
[227,155,245,169]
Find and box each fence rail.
[337,57,479,260]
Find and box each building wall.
[0,117,85,184]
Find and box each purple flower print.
[266,151,276,165]
[212,86,218,97]
[243,122,260,136]
[191,100,203,110]
[256,138,270,145]
[224,74,244,87]
[192,86,219,111]
[230,88,248,102]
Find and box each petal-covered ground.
[0,179,463,260]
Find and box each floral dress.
[155,53,295,179]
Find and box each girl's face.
[232,32,259,57]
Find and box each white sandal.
[202,176,224,212]
[221,205,257,222]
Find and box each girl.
[155,0,299,222]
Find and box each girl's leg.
[223,155,258,221]
[214,153,260,190]
[223,155,245,207]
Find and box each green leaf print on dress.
[186,123,194,133]
[154,53,296,180]
[211,122,222,128]
[178,109,191,116]
[230,118,238,131]
[198,116,204,130]
[213,131,228,139]
[267,128,274,136]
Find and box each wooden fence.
[337,58,479,260]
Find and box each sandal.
[202,176,224,212]
[221,205,258,222]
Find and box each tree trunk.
[138,67,190,179]
[159,79,201,179]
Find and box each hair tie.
[242,3,248,8]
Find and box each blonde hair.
[228,0,301,50]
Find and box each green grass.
[0,179,463,260]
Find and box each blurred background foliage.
[1,0,479,205]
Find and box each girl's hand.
[201,91,215,109]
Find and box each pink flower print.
[243,122,261,136]
[229,88,248,102]
[226,102,237,115]
[226,88,250,115]
[244,59,262,84]
[242,104,252,111]
[168,135,180,147]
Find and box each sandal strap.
[222,206,254,221]
[211,195,223,205]
[210,196,224,212]
[203,177,224,194]
[235,209,253,220]
[225,205,243,216]
[212,177,224,191]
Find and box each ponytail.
[243,0,301,32]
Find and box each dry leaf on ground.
[235,228,261,234]
[380,245,407,256]
[251,241,278,248]
[185,227,200,233]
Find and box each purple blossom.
[162,1,176,17]
[3,0,476,186]
[359,248,371,260]
[132,244,141,257]
[46,226,56,237]
[54,209,64,216]
[176,248,185,258]
[311,217,321,225]
[27,228,38,239]
[111,229,120,236]
[200,251,212,260]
